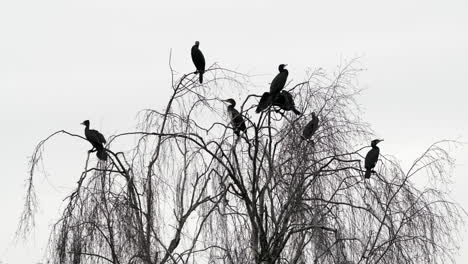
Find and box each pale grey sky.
[1,0,467,263]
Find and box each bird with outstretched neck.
[223,99,247,137]
[302,112,319,140]
[272,90,301,115]
[191,41,206,83]
[81,120,107,161]
[364,139,383,178]
[270,64,288,95]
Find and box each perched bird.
[272,90,301,115]
[269,64,288,95]
[223,99,247,136]
[364,139,384,178]
[81,120,107,161]
[191,41,206,83]
[302,112,319,140]
[255,92,273,113]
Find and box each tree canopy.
[20,58,465,264]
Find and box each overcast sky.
[1,0,467,263]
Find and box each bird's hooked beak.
[377,139,384,143]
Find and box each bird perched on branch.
[270,64,288,95]
[81,120,107,161]
[302,112,319,140]
[256,92,273,113]
[272,90,301,115]
[364,139,383,179]
[191,41,205,83]
[223,99,247,137]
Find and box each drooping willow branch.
[20,59,465,264]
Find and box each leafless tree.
[20,57,465,264]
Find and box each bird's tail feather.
[96,146,108,161]
[199,73,203,83]
[364,169,371,179]
[293,108,302,115]
[255,105,264,113]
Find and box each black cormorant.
[272,90,301,115]
[223,99,247,136]
[269,64,288,95]
[255,92,273,113]
[364,139,383,179]
[191,41,206,83]
[302,112,319,140]
[81,120,107,161]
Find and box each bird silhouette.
[272,90,301,115]
[270,64,288,95]
[81,120,107,161]
[364,139,383,178]
[302,112,319,140]
[256,92,273,113]
[223,99,247,136]
[191,41,206,83]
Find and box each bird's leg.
[88,148,97,153]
